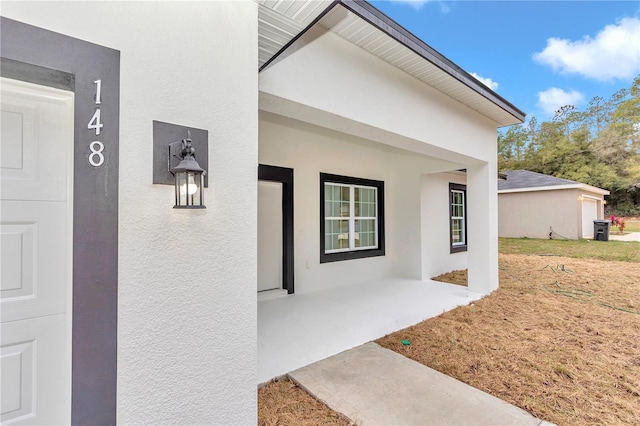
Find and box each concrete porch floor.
[258,278,484,384]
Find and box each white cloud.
[388,0,450,13]
[533,17,640,81]
[470,72,499,91]
[537,88,585,117]
[388,0,431,11]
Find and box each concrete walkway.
[289,342,555,426]
[609,232,640,242]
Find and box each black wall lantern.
[169,133,206,208]
[152,121,208,209]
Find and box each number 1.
[94,79,102,104]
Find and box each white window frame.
[324,183,378,254]
[320,173,385,264]
[449,183,467,253]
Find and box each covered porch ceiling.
[257,0,525,128]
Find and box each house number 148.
[88,79,105,167]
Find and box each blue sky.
[369,1,640,123]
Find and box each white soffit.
[257,0,525,127]
[257,0,335,67]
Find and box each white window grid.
[451,189,465,246]
[325,183,378,253]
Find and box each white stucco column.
[466,161,499,294]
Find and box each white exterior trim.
[580,193,604,201]
[498,183,610,195]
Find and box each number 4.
[88,109,103,135]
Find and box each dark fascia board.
[259,0,525,124]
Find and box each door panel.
[1,78,73,425]
[258,181,283,292]
[1,315,67,425]
[1,201,68,322]
[581,198,597,238]
[0,83,71,201]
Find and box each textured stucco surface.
[259,113,494,293]
[2,1,258,424]
[466,161,500,294]
[260,28,499,163]
[421,172,469,279]
[260,113,453,293]
[259,27,501,295]
[2,0,507,420]
[499,189,606,240]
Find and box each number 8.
[89,141,105,167]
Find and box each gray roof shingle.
[498,170,579,191]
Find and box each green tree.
[498,75,640,215]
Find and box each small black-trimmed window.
[320,173,385,263]
[449,183,467,253]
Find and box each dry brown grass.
[377,254,640,426]
[258,379,353,426]
[432,269,468,286]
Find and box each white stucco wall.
[260,113,472,293]
[260,27,498,164]
[499,188,607,240]
[2,2,258,424]
[259,27,502,294]
[498,189,578,239]
[421,172,468,279]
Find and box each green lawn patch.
[498,237,640,263]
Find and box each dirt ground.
[258,253,640,426]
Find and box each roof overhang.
[498,184,610,196]
[258,0,525,127]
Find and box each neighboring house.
[0,1,524,424]
[498,170,610,240]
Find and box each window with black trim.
[449,183,467,253]
[320,173,385,263]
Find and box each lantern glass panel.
[174,171,205,208]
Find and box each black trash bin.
[593,220,611,241]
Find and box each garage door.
[581,198,598,238]
[1,78,74,425]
